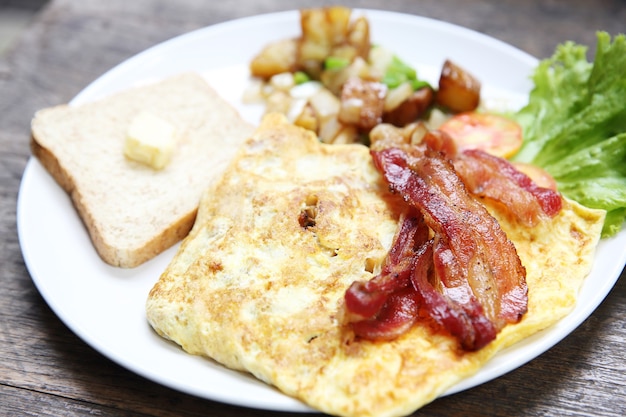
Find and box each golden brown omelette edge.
[146,113,605,417]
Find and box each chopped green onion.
[411,79,431,90]
[388,56,417,79]
[381,72,404,89]
[324,56,350,70]
[293,71,311,85]
[382,55,430,91]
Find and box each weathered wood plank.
[1,0,625,416]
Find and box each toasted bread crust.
[31,134,198,267]
[30,73,253,268]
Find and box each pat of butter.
[124,111,177,169]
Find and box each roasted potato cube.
[328,44,359,65]
[297,7,370,80]
[320,56,369,95]
[299,7,349,63]
[368,45,394,79]
[436,59,481,113]
[383,86,435,127]
[264,91,292,115]
[369,122,429,151]
[332,125,360,144]
[338,78,387,131]
[250,38,298,79]
[309,88,341,119]
[318,115,343,143]
[347,16,370,60]
[269,72,295,91]
[326,6,352,44]
[369,123,410,150]
[293,103,319,132]
[383,82,414,113]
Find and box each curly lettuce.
[511,32,626,237]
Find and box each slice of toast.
[30,73,254,268]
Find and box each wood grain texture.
[1,0,625,416]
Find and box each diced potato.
[286,98,308,123]
[347,16,370,60]
[329,44,359,64]
[309,88,341,119]
[269,72,296,91]
[383,82,414,113]
[436,59,481,113]
[265,91,292,115]
[320,66,352,96]
[299,8,335,63]
[368,45,394,78]
[369,123,410,150]
[320,56,370,95]
[299,41,330,66]
[338,77,387,130]
[383,86,434,127]
[425,107,451,130]
[318,115,343,143]
[326,6,352,43]
[297,6,370,80]
[332,125,360,144]
[290,81,324,99]
[293,103,319,132]
[250,38,298,79]
[369,122,429,151]
[338,98,362,125]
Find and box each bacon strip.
[344,210,428,339]
[349,286,421,341]
[345,126,535,350]
[453,148,562,226]
[410,238,497,350]
[419,129,562,226]
[364,145,526,350]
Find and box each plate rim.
[16,8,625,412]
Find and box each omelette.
[146,113,605,417]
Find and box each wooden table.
[1,0,625,416]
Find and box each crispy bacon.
[345,139,529,350]
[421,129,458,157]
[344,210,427,338]
[453,148,562,226]
[343,122,552,350]
[349,286,421,341]
[411,238,498,350]
[374,146,527,349]
[420,128,562,226]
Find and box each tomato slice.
[439,112,523,159]
[511,162,558,191]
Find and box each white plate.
[17,9,626,412]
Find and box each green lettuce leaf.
[512,32,626,237]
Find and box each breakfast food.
[146,113,604,417]
[247,6,489,148]
[250,7,626,237]
[511,32,626,237]
[30,73,254,267]
[124,111,178,170]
